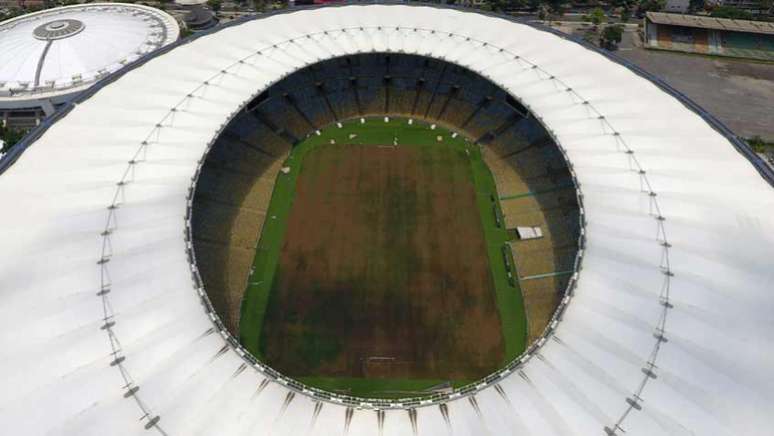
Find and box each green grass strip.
[238,136,320,358]
[467,144,528,362]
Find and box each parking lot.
[552,21,774,142]
[619,42,774,141]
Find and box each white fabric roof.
[0,3,179,101]
[0,5,773,436]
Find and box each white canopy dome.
[0,3,179,102]
[0,5,772,436]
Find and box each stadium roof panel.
[0,3,179,101]
[0,4,773,436]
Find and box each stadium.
[1,3,773,436]
[0,3,179,128]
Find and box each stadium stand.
[193,53,579,339]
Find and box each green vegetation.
[466,135,528,360]
[239,118,527,398]
[0,5,40,22]
[620,7,632,23]
[206,0,222,12]
[584,7,607,26]
[637,0,666,14]
[711,5,753,20]
[748,136,774,153]
[0,125,25,154]
[579,8,626,50]
[238,132,317,359]
[601,24,624,50]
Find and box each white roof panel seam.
[0,5,772,436]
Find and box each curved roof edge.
[1,2,770,189]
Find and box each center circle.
[192,53,581,400]
[33,19,85,41]
[46,21,68,30]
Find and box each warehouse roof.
[647,11,774,35]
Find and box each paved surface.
[551,22,774,141]
[618,43,774,141]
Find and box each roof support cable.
[424,63,447,119]
[316,82,339,122]
[576,88,672,436]
[350,77,363,116]
[436,85,459,122]
[637,170,648,192]
[410,77,424,116]
[90,54,262,434]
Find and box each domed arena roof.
[0,3,179,102]
[0,4,773,436]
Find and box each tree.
[1,6,26,22]
[710,5,753,20]
[637,0,665,16]
[251,0,265,12]
[0,125,25,154]
[582,28,597,45]
[600,24,624,50]
[584,7,606,26]
[485,0,510,12]
[207,0,222,13]
[537,4,550,20]
[546,0,565,16]
[488,0,536,12]
[620,7,631,22]
[747,136,772,153]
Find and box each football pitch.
[239,118,526,398]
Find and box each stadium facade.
[0,4,773,436]
[0,3,179,127]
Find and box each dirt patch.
[260,143,505,380]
